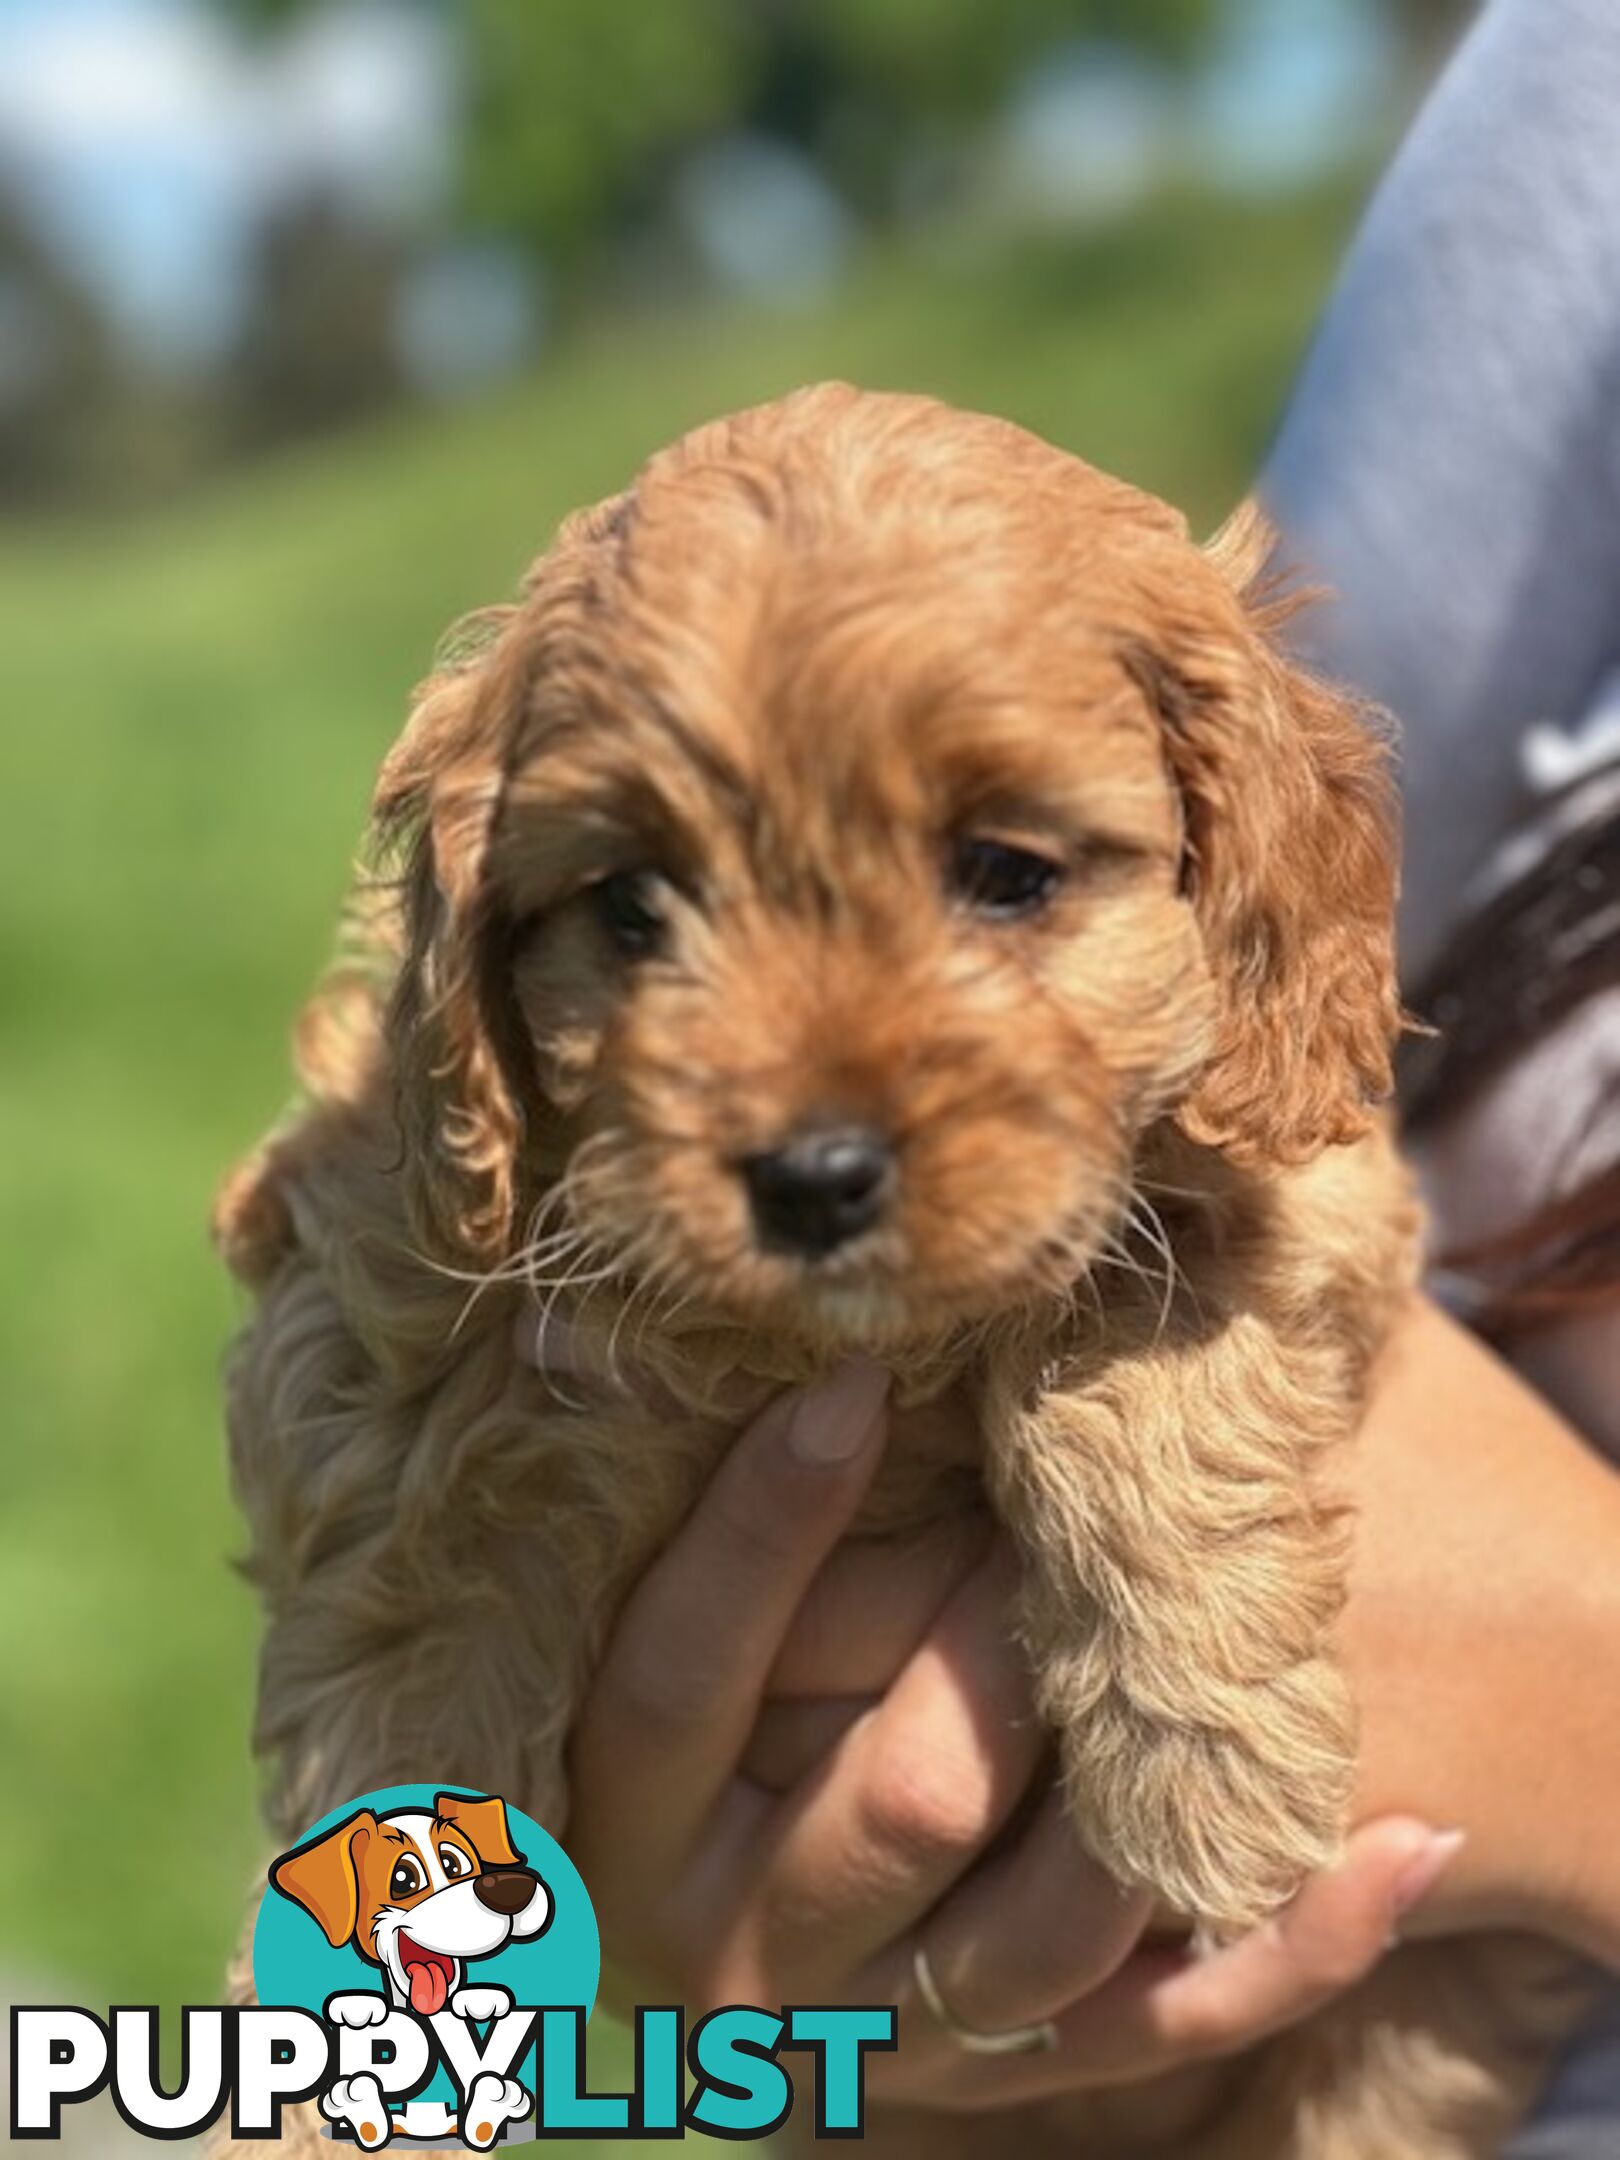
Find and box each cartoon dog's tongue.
[399,1938,452,2016]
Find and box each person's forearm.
[1341,1301,1620,1966]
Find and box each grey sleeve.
[1259,0,1620,983]
[1266,9,1620,2131]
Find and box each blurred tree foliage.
[461,0,760,257]
[809,0,1211,114]
[228,0,1221,257]
[465,0,1220,250]
[231,194,407,443]
[223,0,1474,262]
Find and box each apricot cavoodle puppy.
[215,385,1586,2155]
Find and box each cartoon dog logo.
[271,1790,552,2147]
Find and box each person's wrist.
[1516,1521,1620,1965]
[1396,1446,1620,1965]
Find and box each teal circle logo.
[253,1784,597,2141]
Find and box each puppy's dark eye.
[589,869,666,958]
[389,1858,424,1900]
[949,837,1064,920]
[438,1845,470,1880]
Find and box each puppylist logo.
[8,1783,896,2147]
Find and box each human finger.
[570,1361,891,1885]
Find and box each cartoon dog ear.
[269,1809,378,1949]
[434,1792,522,1871]
[1127,501,1403,1166]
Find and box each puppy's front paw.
[1068,1662,1355,1935]
[461,2074,529,2149]
[325,1991,391,2029]
[320,2072,392,2148]
[450,1984,513,2023]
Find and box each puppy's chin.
[692,1217,1119,1355]
[774,1273,936,1354]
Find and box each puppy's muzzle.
[742,1126,894,1258]
[473,1867,540,1915]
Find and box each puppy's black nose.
[743,1128,894,1257]
[473,1867,538,1915]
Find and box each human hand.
[736,1299,1620,1970]
[609,1297,1620,1976]
[747,1303,1620,1969]
[547,1335,1463,2119]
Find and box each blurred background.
[0,0,1467,2145]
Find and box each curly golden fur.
[212,386,1589,2155]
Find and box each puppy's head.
[380,384,1399,1348]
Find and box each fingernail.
[786,1358,891,1465]
[1392,1828,1466,1923]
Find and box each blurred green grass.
[0,178,1356,2121]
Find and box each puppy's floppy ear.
[374,490,632,1257]
[375,621,533,1258]
[434,1791,522,1870]
[270,1809,377,1948]
[1129,501,1402,1165]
